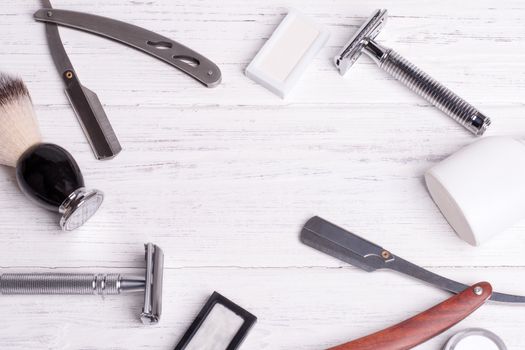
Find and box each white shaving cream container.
[425,137,525,246]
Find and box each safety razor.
[334,9,491,136]
[0,243,164,324]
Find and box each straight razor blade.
[300,216,525,304]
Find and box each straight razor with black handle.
[300,216,525,304]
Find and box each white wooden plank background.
[0,1,524,349]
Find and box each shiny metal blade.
[301,216,387,272]
[300,216,525,304]
[40,0,121,160]
[334,9,388,75]
[140,243,164,325]
[65,82,121,159]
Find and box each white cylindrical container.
[425,136,525,246]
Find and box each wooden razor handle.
[327,282,492,350]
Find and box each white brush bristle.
[0,74,41,167]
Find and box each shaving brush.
[0,74,103,230]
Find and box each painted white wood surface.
[0,1,524,349]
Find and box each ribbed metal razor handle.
[380,50,491,135]
[0,273,121,295]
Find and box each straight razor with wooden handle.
[327,282,492,350]
[300,216,525,304]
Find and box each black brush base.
[15,143,103,230]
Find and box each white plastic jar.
[425,137,525,245]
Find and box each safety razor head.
[140,243,164,325]
[334,9,388,75]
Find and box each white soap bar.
[245,9,330,98]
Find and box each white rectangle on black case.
[174,292,257,350]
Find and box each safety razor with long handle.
[334,9,491,136]
[0,243,163,324]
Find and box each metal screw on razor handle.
[335,9,491,136]
[0,243,164,325]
